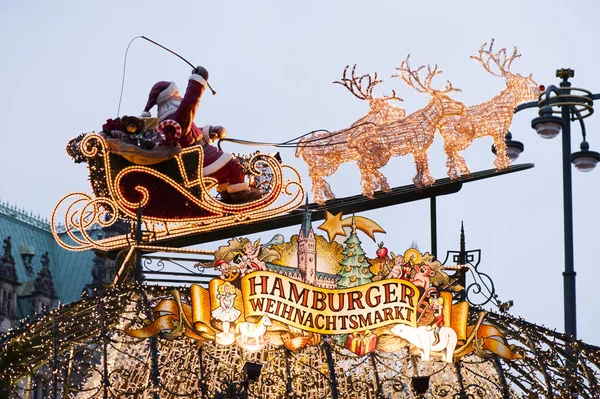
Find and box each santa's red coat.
[162,78,246,189]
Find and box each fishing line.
[219,122,376,149]
[116,37,375,149]
[221,137,348,148]
[116,36,143,117]
[116,35,217,117]
[140,36,216,95]
[279,122,375,145]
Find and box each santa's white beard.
[158,97,182,121]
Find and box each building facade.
[0,201,103,333]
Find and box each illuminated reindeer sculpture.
[296,66,405,203]
[371,56,466,188]
[438,40,541,178]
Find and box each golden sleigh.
[52,132,304,252]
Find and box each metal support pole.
[137,265,161,399]
[457,222,467,302]
[198,346,207,399]
[150,336,160,399]
[559,80,577,341]
[99,299,110,399]
[134,206,143,282]
[284,350,294,397]
[0,379,9,399]
[323,342,340,399]
[52,314,58,399]
[559,75,578,396]
[430,197,437,259]
[454,361,467,399]
[64,347,76,398]
[369,353,383,399]
[493,356,511,399]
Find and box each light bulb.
[505,145,522,161]
[572,155,598,172]
[535,122,562,139]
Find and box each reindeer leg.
[457,155,471,176]
[371,152,392,192]
[440,127,472,179]
[309,167,337,204]
[322,179,336,201]
[440,129,461,180]
[310,175,326,205]
[445,151,471,179]
[413,151,435,188]
[493,135,510,170]
[358,162,377,198]
[369,145,392,192]
[445,157,460,180]
[373,169,391,192]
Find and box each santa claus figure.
[141,66,262,204]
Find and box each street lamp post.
[507,68,600,395]
[556,71,578,342]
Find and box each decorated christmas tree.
[337,216,373,288]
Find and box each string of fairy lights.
[296,41,541,203]
[0,283,598,398]
[52,133,305,252]
[7,40,596,399]
[51,41,540,251]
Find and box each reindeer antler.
[381,89,403,102]
[471,39,521,77]
[334,65,384,100]
[394,55,429,94]
[394,55,458,94]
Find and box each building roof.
[300,197,313,237]
[0,202,98,315]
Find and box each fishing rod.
[117,35,216,116]
[140,36,217,96]
[117,36,376,150]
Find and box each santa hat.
[214,259,228,271]
[141,68,211,117]
[141,81,178,117]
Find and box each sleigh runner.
[52,131,304,252]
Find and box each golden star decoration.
[317,211,385,242]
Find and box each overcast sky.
[1,0,599,345]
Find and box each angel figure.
[242,238,268,271]
[387,252,412,280]
[212,237,281,276]
[211,282,241,335]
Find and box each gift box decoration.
[345,331,378,356]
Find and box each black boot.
[228,189,262,204]
[218,191,231,202]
